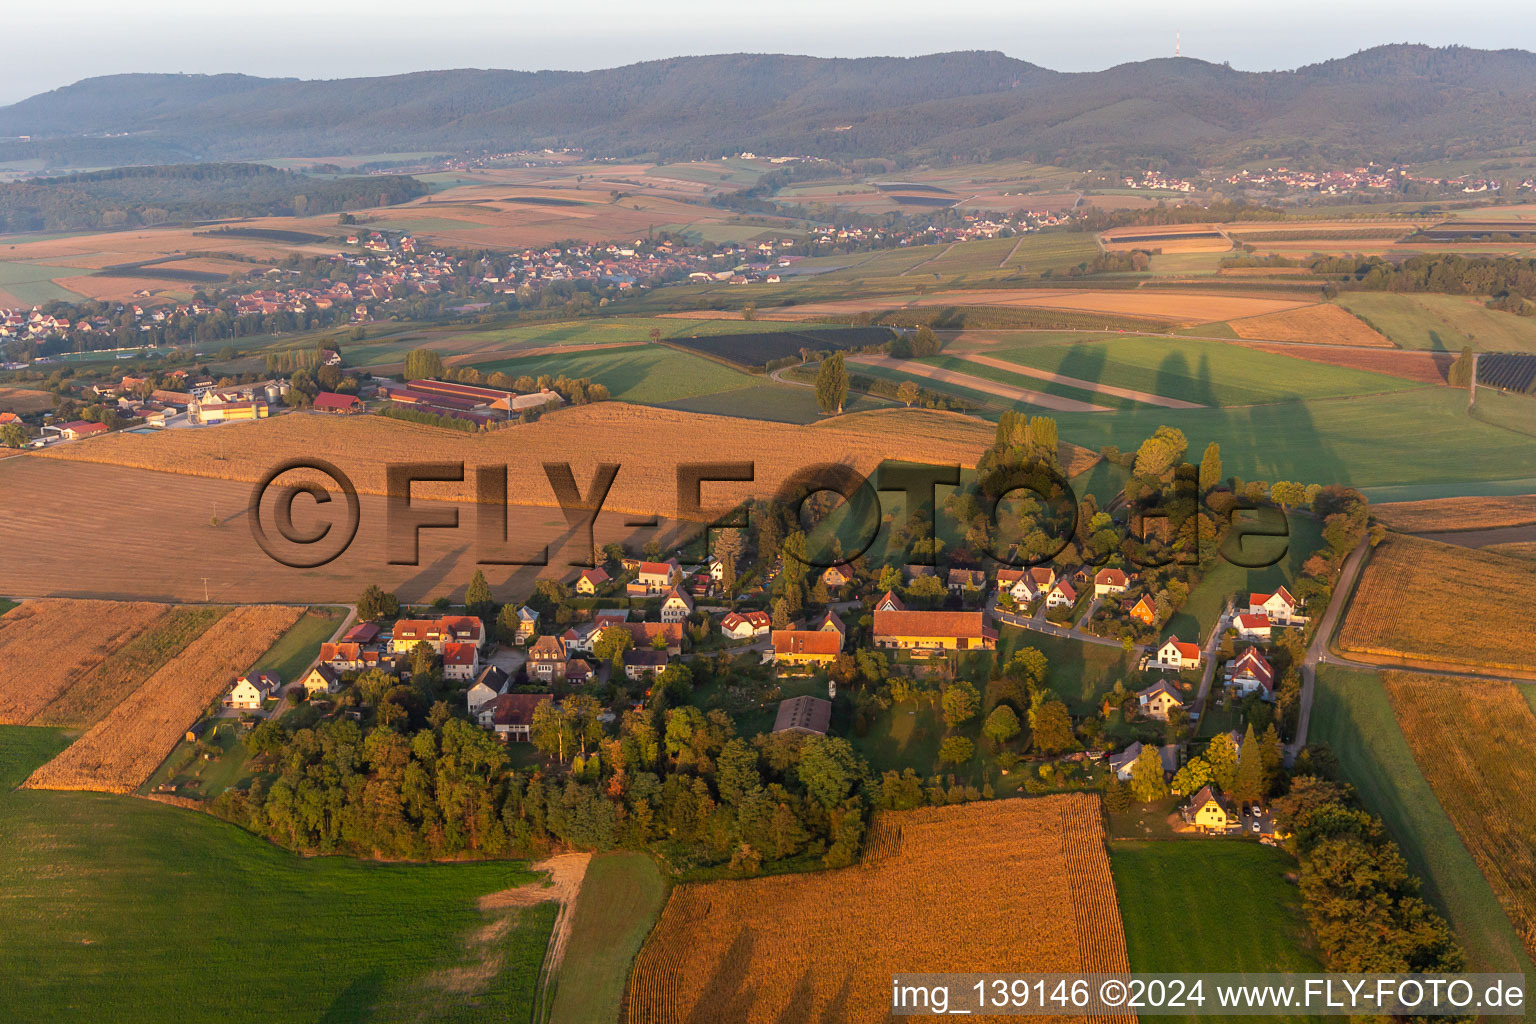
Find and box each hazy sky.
[4,0,1534,105]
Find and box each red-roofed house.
[1154,637,1202,670]
[60,420,108,440]
[1228,647,1276,698]
[1045,579,1077,609]
[442,641,479,682]
[720,610,771,640]
[872,609,996,651]
[874,590,905,612]
[1249,586,1303,626]
[771,629,842,667]
[1094,568,1129,597]
[1129,594,1157,626]
[660,587,694,623]
[1234,613,1272,641]
[574,567,610,595]
[636,559,680,595]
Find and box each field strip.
[850,355,1112,412]
[1001,235,1026,267]
[952,352,1206,409]
[900,242,956,276]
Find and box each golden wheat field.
[0,600,171,725]
[1338,535,1536,675]
[782,288,1311,325]
[1382,672,1536,959]
[624,794,1130,1024]
[1226,303,1395,347]
[24,605,302,793]
[35,403,1000,520]
[1372,494,1536,532]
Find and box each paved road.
[1189,598,1235,719]
[1286,540,1369,762]
[988,593,1145,657]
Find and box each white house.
[466,666,509,713]
[1233,613,1272,641]
[1108,740,1180,781]
[1045,580,1077,609]
[1154,637,1202,670]
[442,641,479,682]
[1228,647,1276,699]
[1094,568,1129,598]
[225,671,281,710]
[720,610,771,640]
[1249,586,1304,626]
[660,587,694,623]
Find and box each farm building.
[59,420,109,440]
[772,695,832,736]
[771,629,842,668]
[191,398,269,424]
[872,609,996,651]
[313,392,364,414]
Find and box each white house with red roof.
[1249,586,1304,626]
[1093,568,1129,597]
[660,587,694,623]
[442,641,480,682]
[875,590,905,612]
[720,610,771,640]
[1045,579,1077,609]
[636,559,681,595]
[1154,636,1202,670]
[1227,647,1276,699]
[1233,613,1272,641]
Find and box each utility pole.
[1468,352,1479,411]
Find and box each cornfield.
[624,793,1131,1024]
[1383,672,1536,959]
[25,605,302,793]
[0,600,170,725]
[1338,535,1536,675]
[37,402,1000,522]
[1373,494,1536,533]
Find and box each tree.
[742,302,756,321]
[796,735,863,808]
[814,353,849,414]
[358,584,399,621]
[0,423,26,448]
[530,698,572,761]
[1448,345,1475,387]
[982,704,1020,745]
[938,735,974,766]
[1031,699,1075,754]
[1206,731,1239,792]
[1130,745,1169,803]
[1270,481,1308,513]
[592,626,633,669]
[403,348,445,380]
[1199,441,1222,492]
[1233,724,1265,805]
[1133,425,1188,478]
[912,325,940,357]
[1259,723,1285,795]
[410,640,439,681]
[1171,755,1212,795]
[896,381,920,407]
[941,681,980,728]
[465,570,493,615]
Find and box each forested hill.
[2,45,1534,169]
[0,164,428,233]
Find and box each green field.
[1002,233,1102,272]
[0,260,94,304]
[472,345,757,403]
[917,236,1022,275]
[547,853,667,1024]
[1164,514,1323,644]
[1070,457,1128,505]
[1310,668,1536,983]
[993,629,1139,715]
[852,700,950,776]
[1148,251,1231,277]
[1110,840,1320,1024]
[1051,386,1536,494]
[0,725,554,1024]
[921,353,1140,409]
[1337,292,1536,354]
[0,599,16,617]
[251,606,343,681]
[990,336,1417,406]
[659,381,896,422]
[1472,384,1536,440]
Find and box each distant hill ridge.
[2,45,1533,168]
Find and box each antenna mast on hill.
[1175,32,1182,58]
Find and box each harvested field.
[1484,542,1536,560]
[1236,344,1450,384]
[24,604,303,793]
[1373,494,1536,533]
[1226,303,1394,347]
[0,387,55,414]
[625,794,1128,1024]
[0,600,170,725]
[782,288,1311,326]
[34,402,998,519]
[1382,672,1536,959]
[849,354,1112,412]
[32,605,228,728]
[1338,535,1536,675]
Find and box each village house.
[527,635,568,682]
[1045,580,1077,610]
[1233,613,1272,641]
[820,563,854,589]
[1108,740,1179,782]
[771,629,842,668]
[1094,568,1129,597]
[772,695,832,736]
[994,569,1035,605]
[224,671,281,710]
[620,621,684,657]
[1129,594,1157,626]
[635,559,681,595]
[319,642,366,672]
[1249,586,1304,626]
[1154,636,1202,670]
[872,609,996,651]
[816,609,845,639]
[660,588,694,624]
[514,606,539,643]
[301,664,343,697]
[1137,679,1185,722]
[574,567,610,595]
[1183,784,1240,833]
[720,610,772,640]
[874,590,905,612]
[1228,646,1276,699]
[623,648,669,681]
[479,692,552,742]
[442,641,479,682]
[947,568,987,595]
[466,666,509,713]
[388,616,484,655]
[564,658,595,685]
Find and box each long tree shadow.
[317,969,387,1024]
[686,925,759,1024]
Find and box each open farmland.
[0,601,171,725]
[849,354,1112,412]
[1336,292,1536,354]
[1373,493,1536,532]
[1225,302,1393,346]
[1382,673,1536,960]
[1001,233,1102,272]
[625,795,1127,1024]
[664,325,893,369]
[774,288,1313,326]
[24,605,303,793]
[34,402,998,520]
[1235,343,1452,384]
[0,387,55,413]
[471,345,757,403]
[1338,535,1536,675]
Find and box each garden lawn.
[0,725,554,1024]
[1309,668,1536,981]
[1164,514,1323,644]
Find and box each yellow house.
[771,629,842,667]
[871,609,996,651]
[1185,784,1239,833]
[1136,679,1184,722]
[574,568,610,595]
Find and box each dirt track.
[952,352,1205,409]
[849,355,1111,412]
